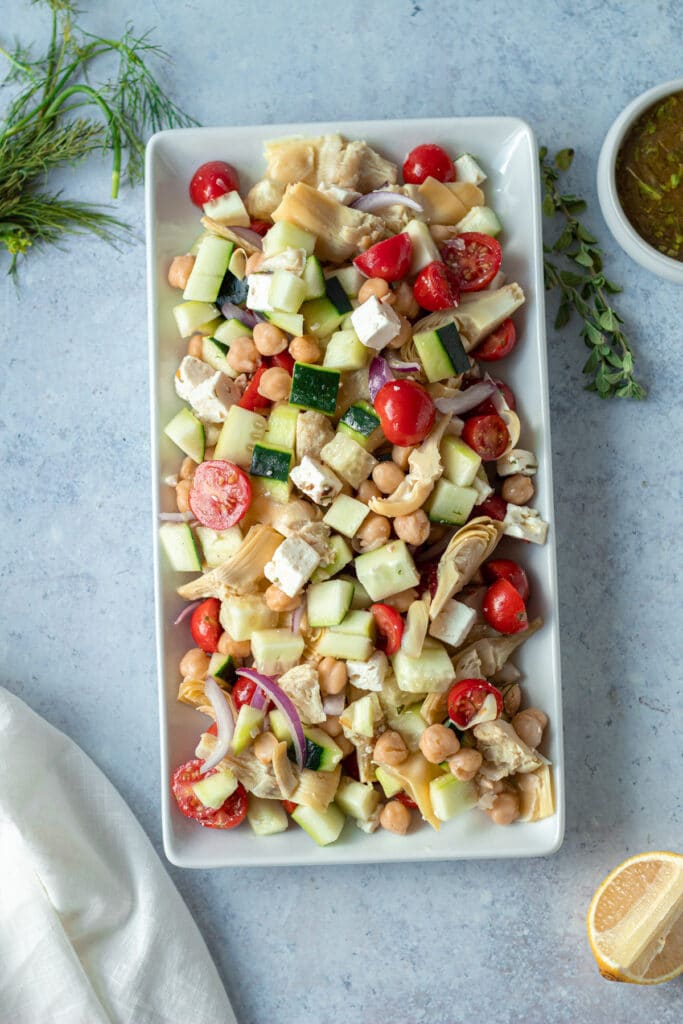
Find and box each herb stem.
[43,84,122,198]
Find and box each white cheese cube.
[290,456,343,506]
[454,153,487,186]
[246,273,274,311]
[471,468,494,504]
[350,295,401,350]
[429,599,477,648]
[260,247,307,275]
[503,504,549,544]
[496,449,538,477]
[202,189,250,226]
[174,356,238,423]
[264,536,321,597]
[174,355,214,399]
[346,651,388,692]
[317,182,362,206]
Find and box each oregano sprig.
[540,146,645,399]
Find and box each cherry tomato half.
[419,561,439,599]
[190,598,223,654]
[476,319,517,362]
[468,377,516,416]
[403,144,456,185]
[447,679,503,730]
[471,494,508,522]
[482,578,528,634]
[249,220,270,236]
[354,233,412,281]
[370,603,405,655]
[462,414,509,461]
[395,792,418,809]
[202,783,248,830]
[483,558,530,603]
[268,350,295,374]
[282,800,297,814]
[231,676,272,713]
[171,759,247,829]
[374,379,436,446]
[189,160,240,207]
[441,232,502,292]
[237,365,271,411]
[189,460,251,531]
[413,260,460,311]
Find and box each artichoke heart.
[452,617,542,680]
[368,412,451,518]
[413,284,525,352]
[264,133,398,192]
[177,524,283,601]
[200,216,262,256]
[430,516,504,620]
[271,182,387,262]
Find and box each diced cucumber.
[173,301,220,338]
[213,318,253,345]
[338,401,381,450]
[354,540,420,602]
[192,768,238,810]
[291,803,346,846]
[269,708,292,744]
[247,795,289,835]
[264,310,304,335]
[303,726,343,772]
[306,579,354,628]
[207,652,236,683]
[347,575,373,609]
[311,534,353,582]
[335,777,381,820]
[201,336,235,378]
[319,432,375,488]
[183,236,235,302]
[250,442,293,483]
[159,522,202,572]
[391,638,454,693]
[202,190,250,226]
[375,765,404,799]
[231,705,265,754]
[215,405,267,467]
[405,219,441,274]
[455,205,502,238]
[220,595,277,641]
[302,255,326,300]
[250,475,292,504]
[326,265,365,298]
[269,269,307,313]
[164,407,205,463]
[322,494,369,538]
[264,403,299,450]
[196,525,243,567]
[324,275,353,315]
[332,609,375,638]
[340,693,382,737]
[301,296,347,338]
[251,628,304,675]
[315,631,374,661]
[441,435,481,487]
[263,221,316,257]
[429,774,477,821]
[427,478,478,525]
[290,362,340,415]
[323,329,370,371]
[389,703,428,751]
[413,321,470,382]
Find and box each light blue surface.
[1,2,681,1022]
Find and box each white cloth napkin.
[0,687,238,1024]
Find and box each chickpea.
[320,715,343,738]
[392,444,416,471]
[336,734,354,757]
[354,512,391,552]
[264,584,301,612]
[380,800,411,834]
[253,731,279,765]
[356,479,382,505]
[187,332,204,358]
[317,657,347,695]
[501,473,535,506]
[478,777,505,795]
[179,456,196,480]
[383,587,419,613]
[244,252,264,275]
[512,709,547,749]
[253,321,288,356]
[227,335,261,373]
[373,730,408,766]
[503,683,522,717]
[258,366,291,402]
[448,748,483,782]
[372,461,405,494]
[386,314,412,350]
[168,254,195,290]
[358,277,391,304]
[393,509,430,546]
[175,478,192,513]
[489,791,520,826]
[179,648,210,679]
[339,481,354,496]
[204,446,215,461]
[289,334,321,363]
[393,281,419,319]
[419,723,460,764]
[217,633,251,659]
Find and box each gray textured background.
[1,1,682,1022]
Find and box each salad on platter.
[159,132,555,846]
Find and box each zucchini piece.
[339,693,383,737]
[213,318,253,345]
[251,628,304,675]
[332,609,375,638]
[192,768,238,809]
[196,525,243,567]
[264,309,304,335]
[426,478,478,525]
[247,796,289,835]
[454,205,502,237]
[306,579,354,628]
[220,594,277,642]
[335,777,381,820]
[326,265,364,298]
[322,494,369,538]
[413,321,470,382]
[441,435,482,487]
[172,300,220,338]
[302,255,326,300]
[164,407,205,463]
[232,704,265,754]
[324,275,353,315]
[264,403,299,450]
[214,405,267,467]
[319,432,376,488]
[263,221,316,257]
[323,329,370,371]
[207,652,236,683]
[201,336,236,378]
[303,726,343,772]
[388,703,429,751]
[429,774,477,821]
[159,522,201,572]
[354,540,420,602]
[290,362,340,415]
[291,803,345,846]
[311,534,353,582]
[315,631,374,661]
[375,765,404,799]
[391,638,454,694]
[183,236,235,302]
[250,442,293,483]
[269,269,307,314]
[301,296,348,338]
[338,401,382,450]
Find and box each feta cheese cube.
[503,504,549,544]
[346,651,388,692]
[471,468,494,504]
[496,449,538,478]
[264,536,321,597]
[174,356,238,423]
[428,599,477,648]
[317,182,362,206]
[350,295,401,350]
[260,247,307,275]
[174,355,214,399]
[454,153,487,186]
[246,273,274,311]
[290,455,343,506]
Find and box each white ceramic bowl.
[597,78,683,283]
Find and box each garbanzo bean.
[317,657,347,695]
[179,648,210,679]
[393,281,419,319]
[419,723,460,764]
[392,444,416,471]
[227,335,261,373]
[264,584,301,612]
[217,633,251,659]
[380,800,411,834]
[356,479,382,504]
[179,456,196,480]
[204,446,215,461]
[448,748,482,781]
[372,461,405,494]
[289,334,321,363]
[354,512,391,552]
[501,474,535,505]
[512,709,547,749]
[393,509,430,546]
[358,277,392,304]
[258,366,291,401]
[187,332,204,358]
[320,715,343,738]
[253,731,279,764]
[168,254,195,290]
[373,730,408,766]
[386,314,412,350]
[489,791,520,826]
[503,683,522,717]
[253,321,288,356]
[176,478,192,513]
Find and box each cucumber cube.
[389,703,428,751]
[207,652,236,683]
[269,269,307,313]
[303,726,344,772]
[183,236,235,302]
[354,540,420,602]
[322,494,369,538]
[306,579,354,628]
[427,478,478,525]
[202,190,250,226]
[290,362,340,415]
[311,534,353,582]
[196,525,243,567]
[263,221,316,257]
[319,432,376,488]
[192,768,238,810]
[332,610,375,638]
[375,765,404,799]
[326,265,365,298]
[291,803,346,846]
[441,435,482,486]
[413,321,469,382]
[215,405,267,468]
[173,300,220,338]
[213,318,253,345]
[164,407,205,463]
[250,442,293,482]
[454,205,502,238]
[247,796,289,835]
[202,336,235,378]
[391,638,454,694]
[232,705,265,754]
[301,296,347,338]
[264,403,299,450]
[315,631,374,661]
[219,595,277,641]
[159,522,201,572]
[251,628,304,675]
[335,777,381,820]
[339,401,381,440]
[323,329,370,371]
[340,693,382,738]
[302,255,326,300]
[264,310,304,335]
[429,774,477,821]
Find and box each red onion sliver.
[226,225,264,249]
[351,191,423,214]
[291,604,304,634]
[434,381,496,415]
[486,373,510,415]
[386,356,421,373]
[236,668,306,769]
[250,687,268,712]
[368,356,393,401]
[220,301,258,328]
[201,677,235,774]
[173,599,202,626]
[158,511,194,522]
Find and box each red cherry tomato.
[468,377,516,416]
[483,558,530,603]
[282,800,297,814]
[403,144,456,185]
[190,598,223,654]
[249,220,270,236]
[354,233,412,281]
[462,414,509,461]
[447,679,503,730]
[207,722,218,736]
[420,561,439,599]
[189,460,251,531]
[202,783,248,829]
[171,759,247,829]
[370,603,405,656]
[189,161,240,207]
[482,578,528,634]
[231,676,272,712]
[395,792,418,809]
[476,319,517,362]
[374,380,436,446]
[267,350,295,373]
[237,365,270,411]
[413,261,460,311]
[441,233,502,292]
[471,494,508,522]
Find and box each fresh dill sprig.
[0,0,196,273]
[540,146,645,400]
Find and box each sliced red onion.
[226,225,263,249]
[173,599,202,626]
[237,668,306,769]
[322,692,345,717]
[386,356,421,373]
[351,191,423,214]
[291,604,304,634]
[434,381,496,415]
[250,687,268,711]
[158,511,194,522]
[220,301,258,328]
[368,356,393,401]
[486,374,509,414]
[201,677,235,774]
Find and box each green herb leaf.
[542,194,555,217]
[555,148,574,170]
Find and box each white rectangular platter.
[146,117,564,867]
